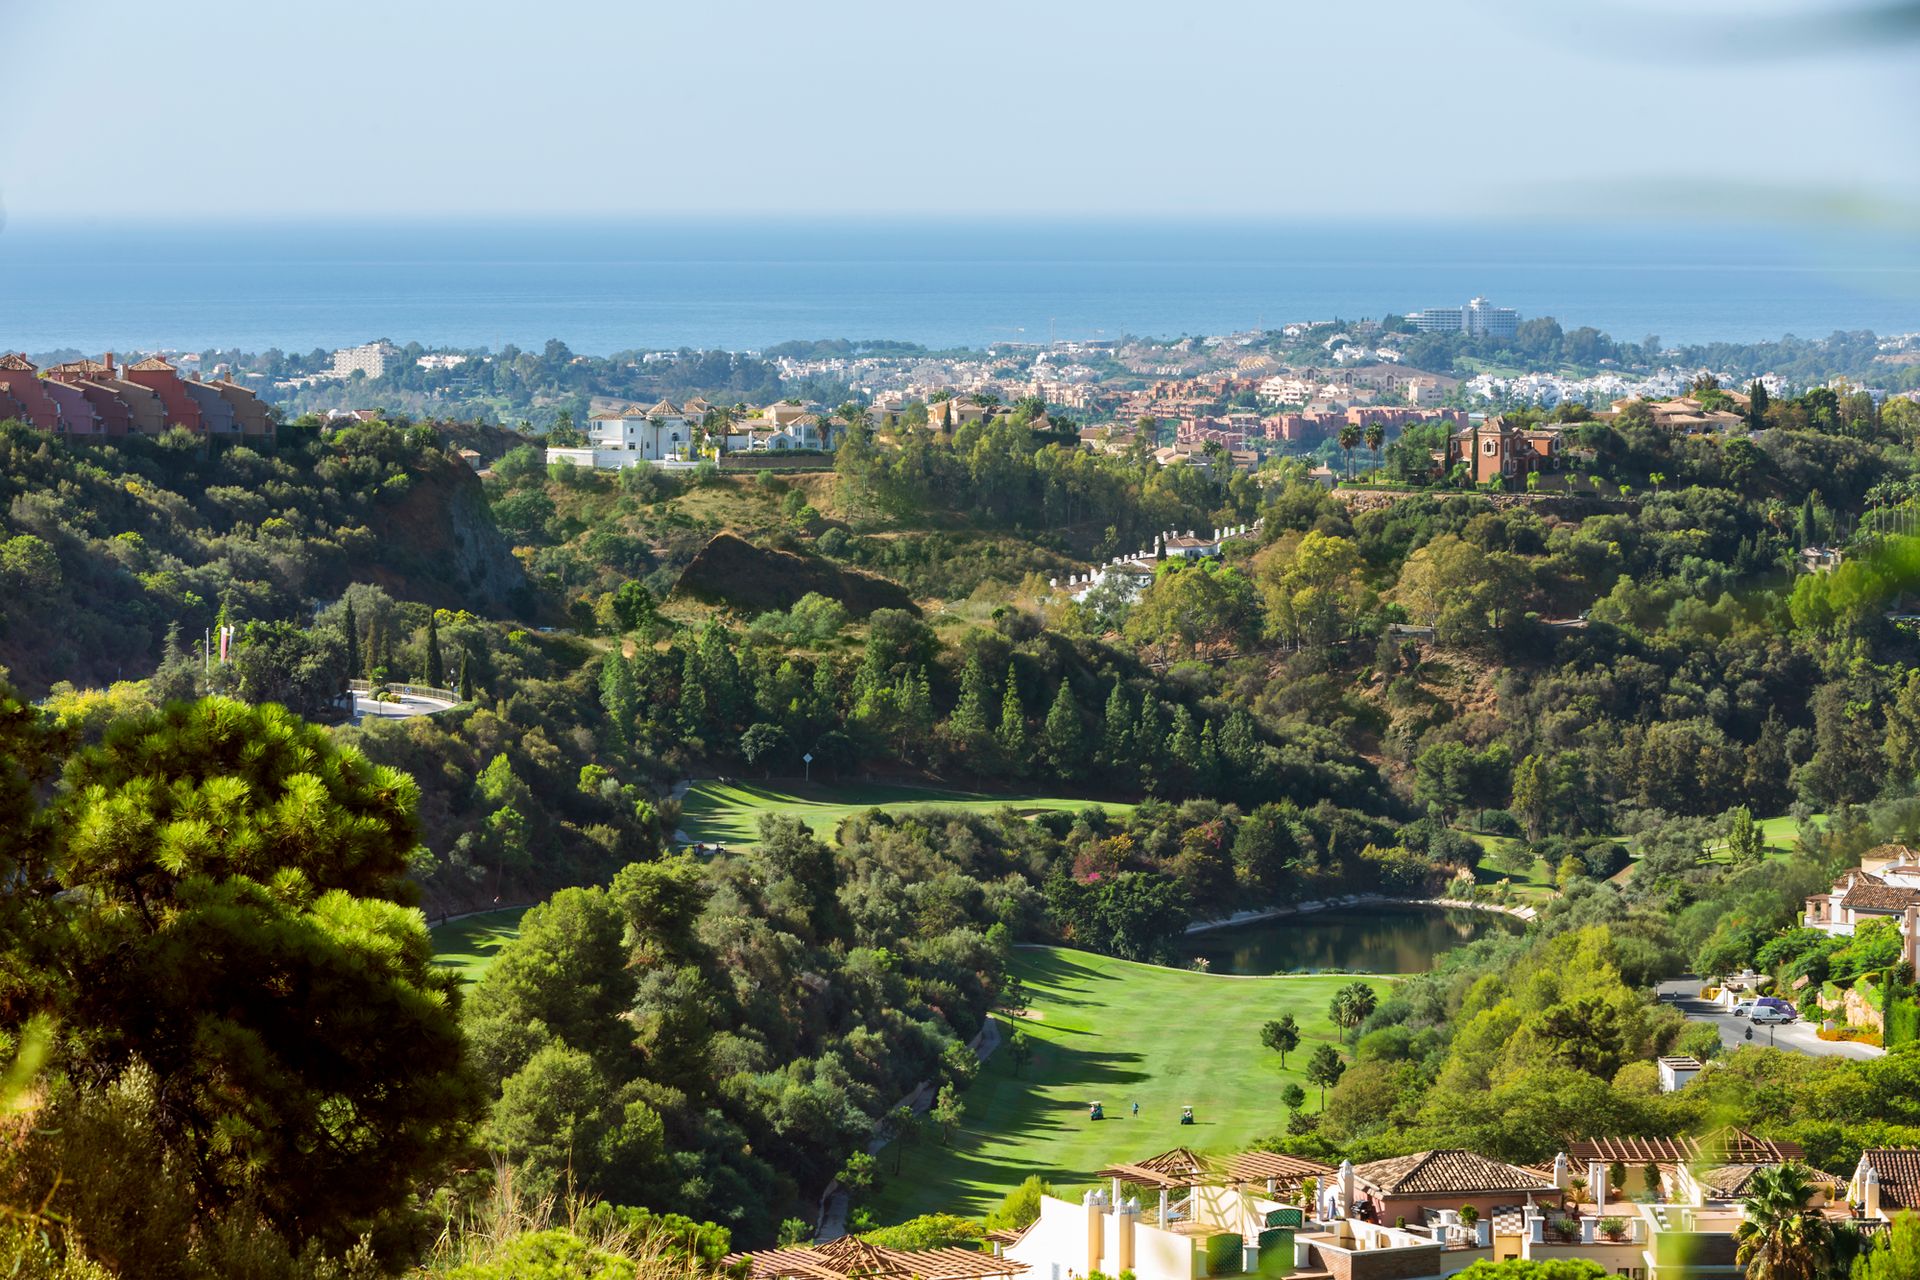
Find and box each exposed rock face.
[364,460,530,615]
[671,532,916,618]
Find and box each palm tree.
[1330,981,1378,1037]
[1338,424,1361,479]
[1363,421,1385,466]
[1733,1164,1843,1280]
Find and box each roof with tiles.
[1841,882,1920,913]
[727,1238,1026,1280]
[1863,1149,1920,1210]
[1353,1150,1556,1196]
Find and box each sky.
[1,0,1916,225]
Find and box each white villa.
[547,400,696,470]
[1803,844,1920,946]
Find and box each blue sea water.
[1,217,1917,356]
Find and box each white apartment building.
[330,340,402,380]
[1406,297,1520,341]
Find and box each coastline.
[1184,894,1537,935]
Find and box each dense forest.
[6,377,1920,1274]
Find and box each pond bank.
[1185,894,1537,935]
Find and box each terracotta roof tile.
[1864,1149,1920,1210]
[1353,1150,1556,1196]
[1840,883,1920,913]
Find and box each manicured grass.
[863,946,1391,1225]
[1463,831,1559,904]
[430,906,529,983]
[678,780,1133,848]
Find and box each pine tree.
[898,666,934,758]
[949,651,993,743]
[1135,697,1167,789]
[1167,706,1200,783]
[1196,720,1221,792]
[1219,707,1258,772]
[995,663,1027,769]
[600,652,638,743]
[679,648,708,738]
[423,612,445,688]
[1043,680,1085,778]
[1102,679,1133,766]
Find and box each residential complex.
[868,1131,1884,1280]
[0,352,271,438]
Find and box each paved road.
[1656,979,1882,1060]
[353,691,458,721]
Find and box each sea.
[1,217,1918,357]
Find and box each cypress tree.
[995,663,1027,768]
[342,601,360,689]
[1799,493,1818,548]
[423,612,445,688]
[458,648,475,702]
[1747,379,1769,430]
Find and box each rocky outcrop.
[671,532,916,618]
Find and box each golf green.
[679,780,1133,848]
[429,906,530,982]
[863,946,1391,1224]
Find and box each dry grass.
[422,1166,718,1278]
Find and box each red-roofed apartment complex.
[0,352,272,439]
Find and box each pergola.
[1095,1148,1332,1236]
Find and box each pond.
[1177,906,1522,975]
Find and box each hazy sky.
[2,0,1915,224]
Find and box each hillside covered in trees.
[7,377,1920,1271]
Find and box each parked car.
[1750,1004,1795,1024]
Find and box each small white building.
[1657,1055,1703,1093]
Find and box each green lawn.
[678,780,1133,848]
[429,906,530,983]
[1463,832,1559,904]
[864,946,1390,1225]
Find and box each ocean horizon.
[2,216,1917,357]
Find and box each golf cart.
[1089,1101,1105,1121]
[1180,1105,1194,1125]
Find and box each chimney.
[1906,906,1918,981]
[1338,1161,1355,1215]
[1552,1152,1570,1191]
[1084,1189,1107,1273]
[104,351,115,376]
[1589,1161,1610,1208]
[1860,1159,1882,1219]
